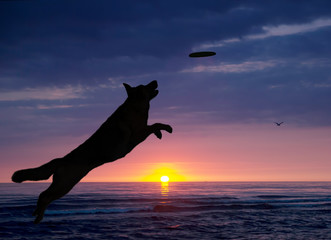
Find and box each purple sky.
[1,1,331,182]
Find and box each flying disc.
[189,51,216,58]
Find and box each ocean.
[1,182,331,239]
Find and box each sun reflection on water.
[161,182,169,197]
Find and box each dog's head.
[123,80,158,102]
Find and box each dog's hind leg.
[12,158,64,183]
[33,163,91,224]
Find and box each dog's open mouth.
[151,89,158,99]
[148,80,159,99]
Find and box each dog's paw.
[165,125,173,133]
[33,209,44,224]
[151,123,172,137]
[154,130,162,139]
[12,170,26,183]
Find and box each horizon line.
[2,180,331,184]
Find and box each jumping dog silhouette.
[12,80,173,223]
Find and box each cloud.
[249,18,331,40]
[197,18,331,50]
[2,2,331,90]
[181,60,280,73]
[0,85,86,101]
[300,58,331,68]
[36,104,79,110]
[1,0,331,129]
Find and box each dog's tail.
[12,158,64,183]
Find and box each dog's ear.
[123,83,132,96]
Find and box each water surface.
[1,182,331,239]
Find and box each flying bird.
[274,122,284,126]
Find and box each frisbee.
[189,51,216,58]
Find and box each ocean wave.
[44,203,277,217]
[59,195,331,204]
[39,195,331,217]
[45,207,150,216]
[257,195,295,199]
[151,203,275,212]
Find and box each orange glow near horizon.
[140,164,186,182]
[2,125,331,183]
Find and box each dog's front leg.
[129,123,172,151]
[149,123,173,139]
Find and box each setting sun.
[160,176,170,182]
[141,165,186,182]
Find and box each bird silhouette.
[274,122,284,126]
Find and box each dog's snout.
[148,80,158,89]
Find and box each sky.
[1,0,331,182]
